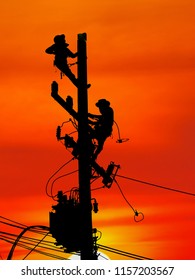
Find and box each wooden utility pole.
[77,33,96,260]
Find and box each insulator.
[93,201,98,213]
[64,135,75,148]
[92,228,97,234]
[66,95,73,109]
[51,81,58,95]
[106,162,115,177]
[56,126,61,140]
[57,191,67,204]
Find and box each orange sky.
[0,0,195,260]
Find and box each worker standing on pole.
[45,34,79,87]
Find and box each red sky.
[0,0,195,260]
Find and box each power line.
[0,217,49,236]
[1,236,67,260]
[23,231,49,260]
[0,215,151,260]
[98,244,152,260]
[0,216,26,228]
[116,174,195,197]
[0,218,70,260]
[0,231,65,255]
[0,220,24,230]
[7,225,50,260]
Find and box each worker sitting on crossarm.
[45,34,79,87]
[88,99,114,160]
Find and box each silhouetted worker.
[45,34,79,87]
[88,99,114,160]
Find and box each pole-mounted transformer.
[49,191,81,253]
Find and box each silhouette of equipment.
[51,81,78,120]
[52,81,127,159]
[114,121,129,144]
[52,82,120,187]
[92,198,99,213]
[56,126,120,188]
[49,191,98,254]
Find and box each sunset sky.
[0,0,195,260]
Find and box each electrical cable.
[0,232,65,255]
[45,157,75,198]
[70,118,78,130]
[23,231,49,260]
[97,253,109,260]
[0,216,26,228]
[2,232,72,260]
[91,186,105,192]
[0,218,49,237]
[50,169,78,200]
[1,217,69,259]
[1,216,150,260]
[0,220,24,230]
[116,174,195,197]
[7,225,50,260]
[98,244,152,260]
[114,121,129,143]
[114,179,144,222]
[2,236,67,260]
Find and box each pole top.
[78,33,87,41]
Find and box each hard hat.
[95,99,110,108]
[54,34,69,46]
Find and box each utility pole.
[50,33,116,259]
[77,33,96,260]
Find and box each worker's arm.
[45,44,56,54]
[67,48,78,58]
[88,113,100,120]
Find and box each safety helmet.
[95,99,110,108]
[54,34,69,46]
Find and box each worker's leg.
[93,138,106,160]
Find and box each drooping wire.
[50,169,78,200]
[116,174,195,197]
[114,121,129,143]
[114,179,144,222]
[60,119,72,127]
[45,157,75,199]
[60,118,78,134]
[70,118,78,131]
[70,187,79,202]
[23,231,49,260]
[7,225,50,260]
